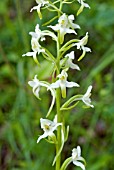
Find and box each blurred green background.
[0,0,114,170]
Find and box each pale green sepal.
[63,0,74,4]
[52,126,65,166]
[47,2,63,14]
[65,126,69,142]
[33,54,40,66]
[45,137,57,144]
[81,157,86,166]
[60,58,68,69]
[42,53,54,62]
[44,48,56,61]
[42,16,58,26]
[43,30,57,42]
[61,95,82,110]
[46,93,55,117]
[60,39,79,52]
[48,133,57,144]
[40,82,55,118]
[37,10,42,19]
[78,50,86,61]
[82,105,91,109]
[77,5,84,16]
[60,157,72,170]
[45,139,55,144]
[60,101,79,111]
[53,0,61,4]
[61,87,66,98]
[46,88,56,118]
[39,81,56,117]
[60,34,64,45]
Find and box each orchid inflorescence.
[23,0,94,170]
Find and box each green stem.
[56,88,61,170]
[55,5,62,167]
[55,1,64,169]
[55,40,61,170]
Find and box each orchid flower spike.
[37,117,62,143]
[28,75,56,117]
[50,70,79,98]
[72,146,86,170]
[81,85,94,108]
[65,51,80,70]
[77,0,90,16]
[30,0,49,19]
[49,13,80,44]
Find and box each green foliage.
[0,0,114,170]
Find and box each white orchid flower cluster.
[23,0,93,170]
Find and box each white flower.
[30,0,49,19]
[50,70,79,98]
[72,146,85,170]
[37,117,62,143]
[49,13,80,44]
[28,75,56,116]
[65,51,80,70]
[28,75,42,98]
[73,32,91,61]
[81,85,94,108]
[31,37,45,54]
[22,24,45,64]
[77,0,90,16]
[22,37,45,64]
[75,32,91,52]
[29,24,45,41]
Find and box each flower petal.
[37,132,48,143]
[84,85,92,97]
[73,160,85,170]
[77,146,81,157]
[22,52,36,57]
[66,81,80,88]
[50,80,60,88]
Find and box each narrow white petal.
[65,28,77,34]
[73,161,85,170]
[65,51,75,60]
[37,132,48,143]
[28,81,36,87]
[22,52,36,57]
[84,85,92,97]
[83,46,91,52]
[34,87,40,97]
[83,2,90,8]
[48,25,59,31]
[68,14,74,20]
[77,146,81,157]
[66,81,80,88]
[30,6,39,12]
[68,60,80,70]
[50,80,60,88]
